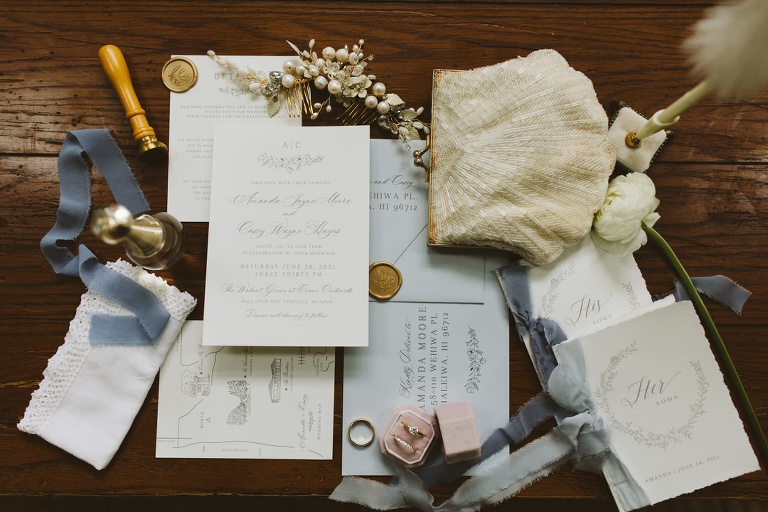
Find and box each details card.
[203,125,370,347]
[156,321,335,459]
[554,301,759,505]
[166,55,301,222]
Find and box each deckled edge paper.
[554,300,759,509]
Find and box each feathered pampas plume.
[685,0,768,99]
[633,0,768,141]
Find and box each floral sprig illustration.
[257,153,323,173]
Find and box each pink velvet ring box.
[433,401,482,464]
[379,405,439,468]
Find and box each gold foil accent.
[369,261,402,300]
[162,57,199,93]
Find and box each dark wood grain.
[1,0,766,507]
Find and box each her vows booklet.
[554,300,759,508]
[203,125,370,347]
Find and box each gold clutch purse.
[422,50,616,265]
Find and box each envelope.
[342,140,510,476]
[369,140,485,304]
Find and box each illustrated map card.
[369,140,485,304]
[203,125,370,347]
[156,321,335,459]
[342,139,510,476]
[554,301,759,507]
[166,55,301,222]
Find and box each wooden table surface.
[2,0,767,508]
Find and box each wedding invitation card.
[166,55,301,222]
[203,125,370,347]
[156,321,335,459]
[342,140,510,475]
[554,301,759,507]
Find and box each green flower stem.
[643,223,768,470]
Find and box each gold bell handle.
[98,44,167,162]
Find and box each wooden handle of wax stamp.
[98,44,167,162]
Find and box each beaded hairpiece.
[208,39,430,148]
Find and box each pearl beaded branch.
[207,39,430,146]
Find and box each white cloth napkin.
[18,259,196,469]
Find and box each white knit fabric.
[18,260,196,469]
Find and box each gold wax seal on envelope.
[369,261,402,300]
[162,57,198,92]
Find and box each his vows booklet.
[203,125,370,347]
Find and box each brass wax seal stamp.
[99,45,168,163]
[162,57,198,92]
[369,261,402,300]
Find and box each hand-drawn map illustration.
[156,321,335,459]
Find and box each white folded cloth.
[18,259,196,469]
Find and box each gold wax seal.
[369,261,402,300]
[162,57,198,92]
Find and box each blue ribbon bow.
[40,129,171,346]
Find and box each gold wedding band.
[348,418,375,447]
[402,421,425,437]
[392,434,418,451]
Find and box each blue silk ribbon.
[40,129,171,346]
[675,275,751,314]
[409,263,570,488]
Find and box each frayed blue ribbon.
[330,348,613,512]
[40,129,171,346]
[675,275,751,315]
[409,263,570,488]
[330,262,613,511]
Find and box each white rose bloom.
[591,172,660,257]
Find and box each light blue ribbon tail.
[40,129,171,346]
[413,392,567,488]
[77,245,171,345]
[674,275,751,314]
